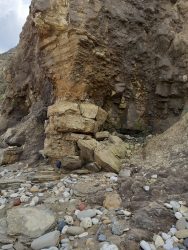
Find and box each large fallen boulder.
[7,207,56,238]
[0,146,22,165]
[44,101,108,162]
[78,135,130,173]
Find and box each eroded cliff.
[1,0,188,163]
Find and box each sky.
[0,0,31,53]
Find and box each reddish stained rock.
[13,198,21,206]
[78,202,86,211]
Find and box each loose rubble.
[0,133,187,250]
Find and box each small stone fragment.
[140,240,151,250]
[13,198,21,206]
[175,212,182,220]
[78,202,86,211]
[31,230,60,250]
[80,217,92,229]
[184,238,188,247]
[154,235,164,248]
[66,226,85,236]
[98,234,107,242]
[143,186,150,192]
[111,221,125,236]
[103,192,122,210]
[100,242,119,250]
[92,218,99,225]
[1,244,14,250]
[170,201,180,212]
[175,229,188,239]
[164,203,173,209]
[57,220,67,231]
[176,218,187,230]
[64,216,74,225]
[77,209,97,220]
[78,232,89,238]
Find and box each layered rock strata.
[1,0,188,163]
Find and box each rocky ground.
[0,132,187,250]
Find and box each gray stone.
[111,221,125,236]
[0,218,7,235]
[184,238,188,247]
[31,230,60,250]
[100,242,119,250]
[7,207,56,238]
[1,244,13,250]
[170,201,180,212]
[119,169,131,178]
[98,234,107,242]
[176,218,187,230]
[66,226,84,236]
[77,209,97,220]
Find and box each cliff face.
[0,49,16,106]
[1,0,188,162]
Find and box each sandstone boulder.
[63,156,82,170]
[95,131,110,141]
[78,135,129,173]
[78,139,99,162]
[80,103,99,119]
[0,146,22,165]
[94,145,122,173]
[47,101,80,117]
[52,114,97,133]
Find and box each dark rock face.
[1,0,188,160]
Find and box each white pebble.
[59,198,65,203]
[30,196,39,206]
[80,217,92,229]
[172,236,179,243]
[74,210,80,216]
[122,210,132,217]
[143,186,150,192]
[175,212,182,220]
[164,203,173,209]
[10,193,18,198]
[151,174,158,179]
[96,210,103,216]
[170,227,177,235]
[92,218,99,225]
[170,201,180,211]
[0,198,7,205]
[61,225,69,234]
[140,240,151,250]
[161,232,171,240]
[110,176,118,182]
[20,195,29,203]
[64,215,74,225]
[78,232,89,238]
[63,191,70,198]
